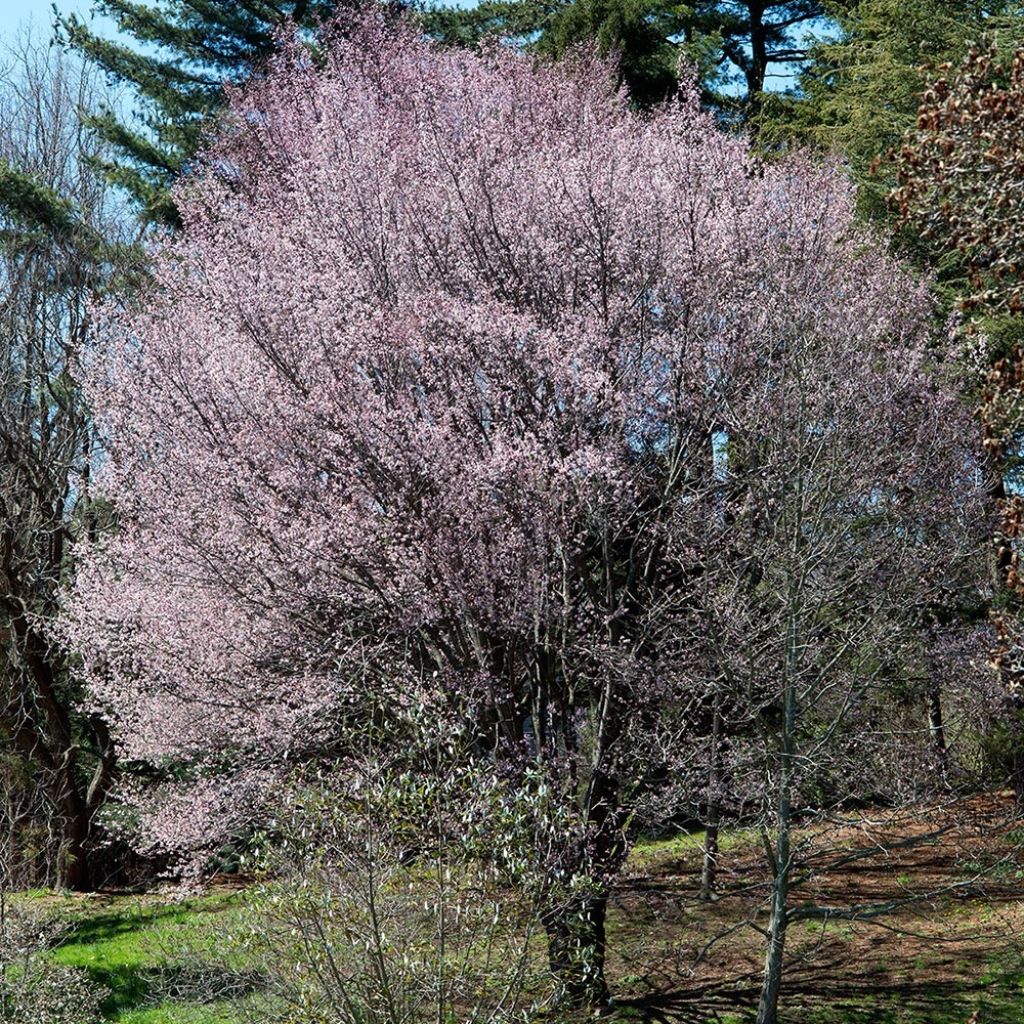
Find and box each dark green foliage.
[0,160,138,282]
[426,0,838,114]
[0,160,83,240]
[769,0,1024,219]
[55,1,345,226]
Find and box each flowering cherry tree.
[64,14,981,1014]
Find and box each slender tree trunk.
[757,854,789,1024]
[757,620,798,1024]
[756,774,792,1024]
[701,695,723,901]
[701,822,720,902]
[926,680,947,760]
[988,442,1011,594]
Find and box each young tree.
[64,13,977,1004]
[702,321,981,1024]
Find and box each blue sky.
[0,1,120,46]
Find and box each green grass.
[8,811,1024,1024]
[33,891,251,1023]
[116,1005,238,1024]
[18,890,1024,1024]
[627,826,760,873]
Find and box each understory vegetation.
[16,801,1024,1023]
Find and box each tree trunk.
[5,608,109,891]
[700,822,720,902]
[58,797,94,892]
[542,888,610,1008]
[541,766,619,1008]
[757,623,798,1024]
[701,697,723,901]
[756,861,789,1024]
[56,752,104,892]
[756,788,792,1024]
[926,680,947,761]
[746,1,768,122]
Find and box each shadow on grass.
[611,948,1024,1023]
[84,962,266,1017]
[54,902,263,1017]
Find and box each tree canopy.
[426,0,841,113]
[63,14,982,1016]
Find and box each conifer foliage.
[57,0,345,226]
[427,0,833,113]
[780,0,1020,217]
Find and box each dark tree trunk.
[1003,694,1024,803]
[3,610,111,891]
[756,643,798,1024]
[927,680,947,761]
[58,791,94,892]
[985,442,1024,797]
[542,888,610,1009]
[541,754,623,1008]
[756,782,792,1024]
[746,1,768,121]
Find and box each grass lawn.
[16,796,1024,1023]
[27,888,251,1023]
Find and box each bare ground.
[606,794,1024,1022]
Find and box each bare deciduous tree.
[0,28,135,891]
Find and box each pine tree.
[55,1,345,226]
[770,0,1024,218]
[426,0,839,114]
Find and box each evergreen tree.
[55,1,345,226]
[770,0,1023,217]
[426,0,840,114]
